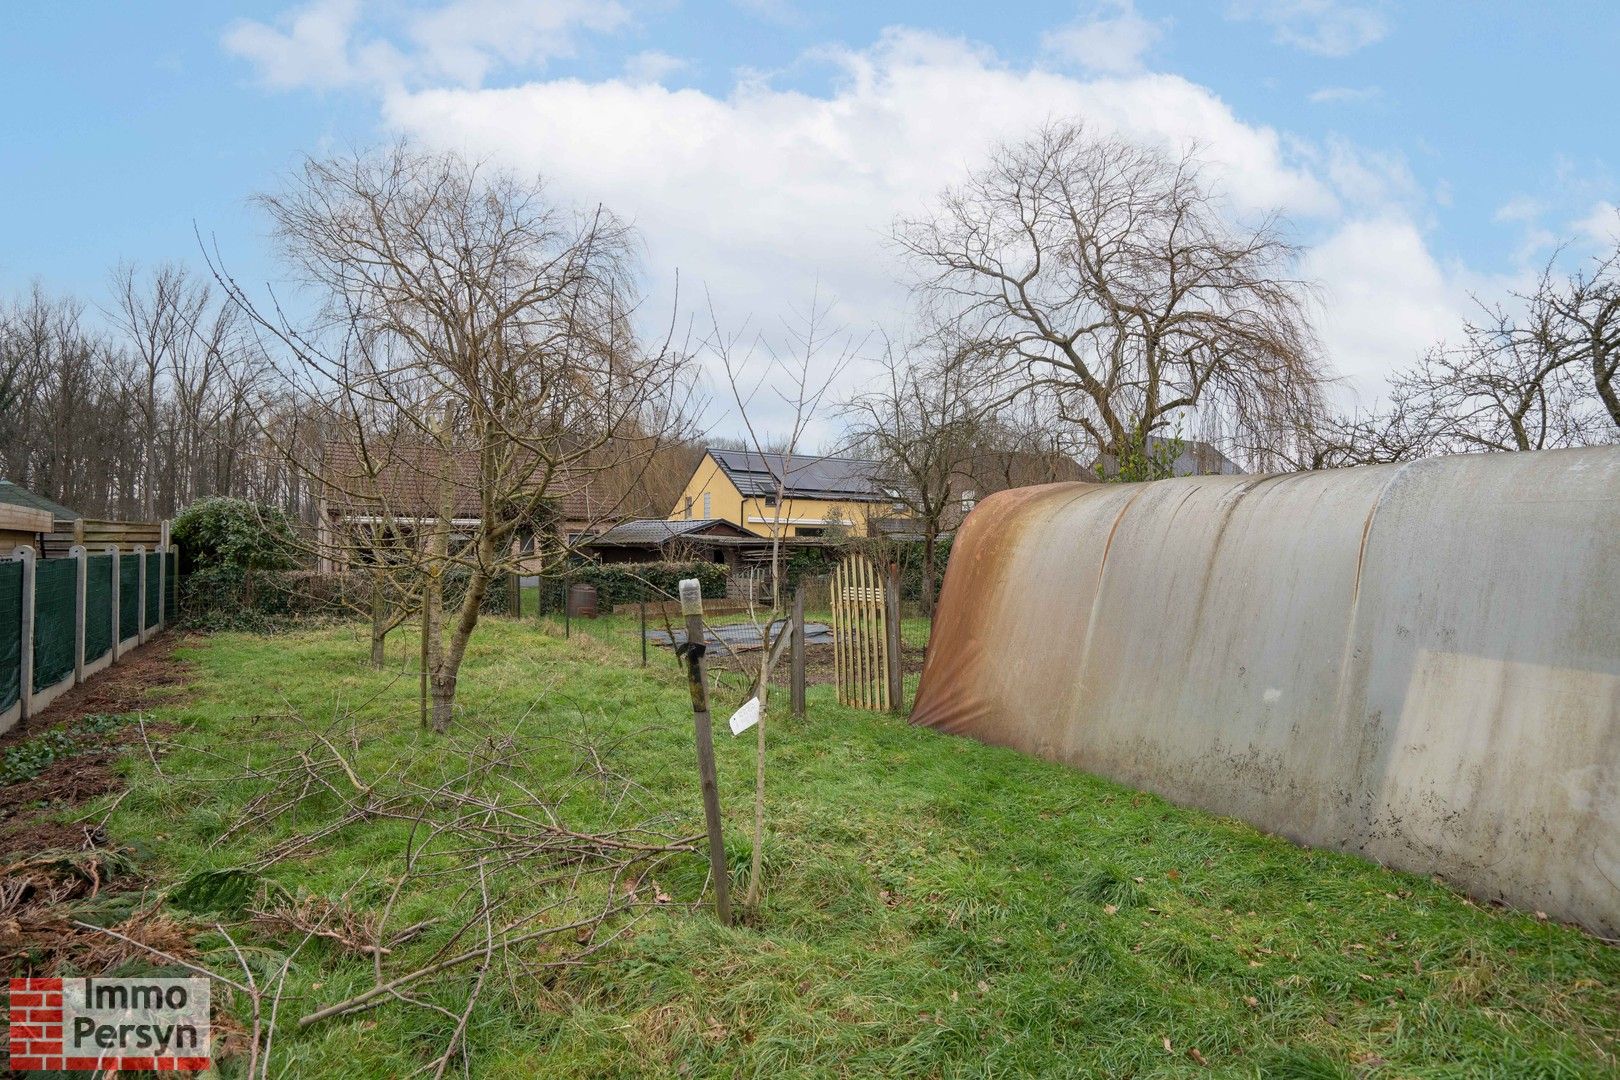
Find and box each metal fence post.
[135,544,148,645]
[70,544,87,685]
[107,545,121,662]
[12,546,36,725]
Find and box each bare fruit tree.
[894,121,1327,470]
[1292,245,1620,468]
[707,291,856,908]
[842,329,993,616]
[217,143,697,729]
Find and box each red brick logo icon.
[9,977,66,1072]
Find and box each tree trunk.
[921,530,938,619]
[369,569,387,670]
[429,670,456,733]
[424,515,448,731]
[429,535,492,734]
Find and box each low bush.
[171,497,303,630]
[563,561,728,609]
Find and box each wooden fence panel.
[828,553,893,710]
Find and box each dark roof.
[586,518,749,546]
[707,448,890,501]
[1096,437,1244,479]
[320,442,604,523]
[0,481,79,523]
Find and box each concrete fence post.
[135,544,148,645]
[11,546,36,725]
[107,544,122,662]
[158,522,170,627]
[70,544,87,685]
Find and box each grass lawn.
[96,614,1618,1077]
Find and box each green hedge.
[562,561,728,610]
[275,569,511,622]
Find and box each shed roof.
[0,480,79,523]
[706,448,890,501]
[586,518,750,546]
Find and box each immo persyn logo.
[9,976,212,1072]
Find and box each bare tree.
[215,143,697,729]
[842,330,992,616]
[707,290,855,908]
[1543,245,1620,436]
[894,121,1328,469]
[1304,248,1620,468]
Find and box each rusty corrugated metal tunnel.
[911,446,1620,934]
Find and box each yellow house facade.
[669,448,904,539]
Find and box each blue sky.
[4,1,1616,415]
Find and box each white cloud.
[1041,0,1166,75]
[383,28,1339,428]
[1227,0,1388,56]
[224,0,627,91]
[1573,201,1619,247]
[1493,195,1545,224]
[1308,85,1379,104]
[623,50,687,85]
[230,5,1470,433]
[405,0,629,86]
[1302,217,1472,404]
[223,0,383,90]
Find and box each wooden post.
[107,545,121,662]
[639,599,647,667]
[677,578,731,926]
[70,544,87,685]
[564,583,572,640]
[886,561,904,713]
[790,586,806,718]
[12,546,35,725]
[829,562,843,706]
[134,544,148,645]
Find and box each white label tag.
[727,696,761,736]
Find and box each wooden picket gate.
[828,553,899,710]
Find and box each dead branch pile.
[80,709,699,1078]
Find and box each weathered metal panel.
[912,446,1620,934]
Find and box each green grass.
[99,615,1618,1077]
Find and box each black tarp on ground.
[0,561,20,713]
[144,552,161,629]
[85,554,114,663]
[119,554,140,640]
[32,557,77,692]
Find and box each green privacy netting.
[166,551,178,618]
[85,554,114,663]
[144,552,162,629]
[33,557,78,693]
[119,554,140,641]
[0,561,20,714]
